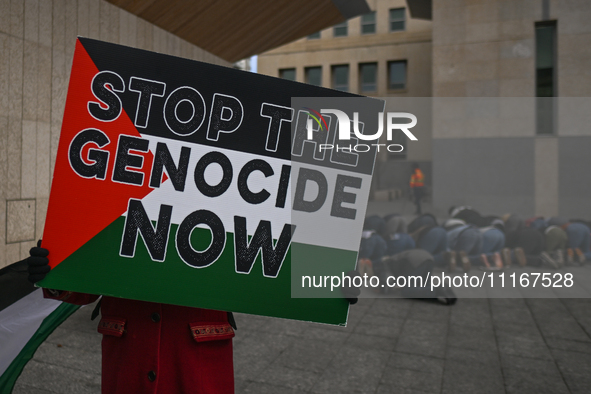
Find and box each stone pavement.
[12,293,591,393]
[11,200,591,393]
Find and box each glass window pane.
[390,21,405,31]
[332,65,349,92]
[307,31,320,40]
[360,63,377,92]
[390,8,405,19]
[535,22,556,135]
[536,26,554,70]
[535,24,555,98]
[279,68,296,81]
[361,12,376,35]
[389,8,406,31]
[536,68,553,96]
[362,24,376,34]
[361,13,375,23]
[305,67,322,86]
[334,21,348,37]
[388,61,406,90]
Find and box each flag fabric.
[0,261,79,394]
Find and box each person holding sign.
[26,241,360,393]
[24,37,368,393]
[27,241,235,394]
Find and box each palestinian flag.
[0,261,79,393]
[38,38,381,325]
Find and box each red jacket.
[44,290,234,394]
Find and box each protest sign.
[39,38,383,325]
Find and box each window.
[535,21,557,134]
[361,12,376,34]
[332,65,349,92]
[307,31,321,40]
[359,63,377,93]
[279,68,296,81]
[305,67,322,86]
[389,8,406,31]
[536,23,556,97]
[388,60,407,90]
[333,21,348,37]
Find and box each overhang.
[107,0,371,62]
[406,0,432,20]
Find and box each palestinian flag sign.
[39,38,382,325]
[0,262,79,392]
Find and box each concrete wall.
[433,137,535,216]
[432,0,538,98]
[431,0,591,219]
[558,137,591,219]
[432,0,591,97]
[0,0,228,269]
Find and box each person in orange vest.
[409,163,425,214]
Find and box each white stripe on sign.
[0,289,61,376]
[124,135,371,251]
[290,162,372,251]
[135,135,293,240]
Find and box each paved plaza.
[11,200,591,393]
[12,292,591,393]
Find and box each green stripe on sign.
[0,302,79,393]
[40,217,356,325]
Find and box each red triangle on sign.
[43,39,156,268]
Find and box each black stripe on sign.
[77,37,382,176]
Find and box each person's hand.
[27,240,50,283]
[342,270,361,305]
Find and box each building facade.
[257,0,434,194]
[260,0,591,219]
[430,0,591,218]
